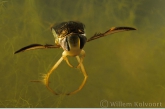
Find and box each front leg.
[76,49,85,68]
[63,56,74,68]
[62,50,85,68]
[62,51,74,68]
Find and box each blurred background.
[0,0,165,107]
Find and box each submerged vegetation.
[0,0,165,107]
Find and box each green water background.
[0,0,165,107]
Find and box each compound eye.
[78,29,83,33]
[51,28,58,38]
[51,28,60,45]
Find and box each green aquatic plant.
[0,0,7,12]
[0,0,165,108]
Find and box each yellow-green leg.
[42,50,88,95]
[42,56,64,95]
[76,50,85,68]
[67,55,88,95]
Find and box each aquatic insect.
[14,21,136,95]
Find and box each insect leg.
[42,56,64,95]
[76,49,85,68]
[67,55,88,95]
[63,56,74,68]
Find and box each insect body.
[14,21,136,95]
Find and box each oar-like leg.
[67,56,88,95]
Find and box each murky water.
[0,0,165,107]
